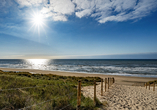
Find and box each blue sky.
[0,0,157,59]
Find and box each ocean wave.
[0,59,157,77]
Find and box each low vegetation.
[147,80,157,84]
[0,70,102,110]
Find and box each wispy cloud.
[40,0,75,21]
[5,0,157,23]
[15,0,47,7]
[74,0,157,23]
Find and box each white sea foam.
[0,59,157,77]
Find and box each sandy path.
[82,83,157,110]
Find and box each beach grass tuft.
[147,80,157,84]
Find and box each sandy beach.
[0,67,157,109]
[0,67,156,86]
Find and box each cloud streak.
[10,0,157,23]
[62,52,157,59]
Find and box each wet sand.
[0,67,157,86]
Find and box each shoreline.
[1,67,157,78]
[0,67,157,86]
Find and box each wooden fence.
[145,82,156,91]
[77,77,115,110]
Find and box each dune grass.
[147,80,157,85]
[0,70,102,110]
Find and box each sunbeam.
[29,11,47,36]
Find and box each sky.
[0,0,157,59]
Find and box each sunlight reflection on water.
[0,59,157,77]
[25,59,50,70]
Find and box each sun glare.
[29,11,47,36]
[26,59,49,69]
[33,13,43,26]
[27,59,48,65]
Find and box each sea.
[0,59,157,77]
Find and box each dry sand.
[82,83,157,110]
[0,67,157,110]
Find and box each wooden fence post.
[77,80,81,110]
[153,83,155,91]
[105,78,107,92]
[146,83,147,89]
[108,78,109,89]
[101,79,103,96]
[94,80,96,106]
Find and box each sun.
[32,13,44,26]
[29,11,47,36]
